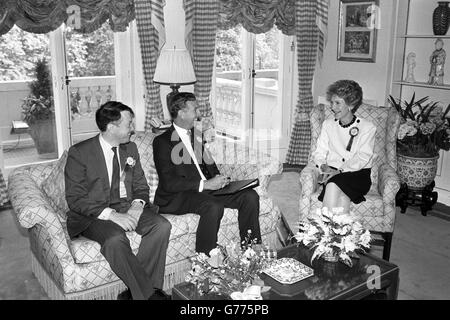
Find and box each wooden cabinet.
[391,0,450,205]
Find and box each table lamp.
[153,47,197,108]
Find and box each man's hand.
[203,175,230,190]
[127,201,145,221]
[109,210,138,232]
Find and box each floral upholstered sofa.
[8,132,284,299]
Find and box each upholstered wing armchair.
[299,103,401,261]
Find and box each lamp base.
[166,85,180,108]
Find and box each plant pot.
[433,1,450,35]
[28,118,57,159]
[397,154,439,191]
[322,251,339,262]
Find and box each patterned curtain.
[286,0,321,165]
[0,169,7,206]
[134,0,165,128]
[0,0,135,35]
[184,0,219,118]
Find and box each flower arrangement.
[295,207,371,267]
[185,231,273,297]
[388,94,450,157]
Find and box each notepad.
[211,178,259,196]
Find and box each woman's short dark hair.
[169,92,196,119]
[95,101,134,132]
[326,80,363,113]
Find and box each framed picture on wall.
[337,0,379,62]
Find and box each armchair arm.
[299,162,321,221]
[378,163,401,206]
[299,162,320,195]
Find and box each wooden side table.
[395,181,438,216]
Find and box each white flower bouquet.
[295,207,371,267]
[185,231,272,297]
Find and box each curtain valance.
[218,0,295,35]
[0,0,135,35]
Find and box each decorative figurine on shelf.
[405,52,416,83]
[428,39,446,86]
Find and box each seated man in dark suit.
[152,92,261,255]
[65,101,171,300]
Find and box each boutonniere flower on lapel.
[126,157,136,168]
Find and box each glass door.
[213,26,246,140]
[0,26,59,174]
[252,27,285,160]
[212,26,293,161]
[64,24,116,145]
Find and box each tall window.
[65,24,116,144]
[212,26,292,160]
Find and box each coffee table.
[172,244,399,300]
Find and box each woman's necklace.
[338,115,356,128]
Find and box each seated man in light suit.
[64,101,171,300]
[152,92,261,255]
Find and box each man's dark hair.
[326,80,363,113]
[95,101,134,132]
[169,92,196,119]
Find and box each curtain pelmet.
[0,0,135,35]
[218,0,295,35]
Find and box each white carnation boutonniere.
[126,156,136,168]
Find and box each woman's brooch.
[346,127,359,151]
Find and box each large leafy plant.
[21,58,54,125]
[389,93,450,157]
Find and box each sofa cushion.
[70,201,280,264]
[41,151,69,220]
[71,231,142,263]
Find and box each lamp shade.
[153,48,196,86]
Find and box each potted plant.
[388,93,450,190]
[21,58,57,158]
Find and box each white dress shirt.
[173,123,207,192]
[97,134,145,220]
[312,116,376,173]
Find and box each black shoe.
[148,288,171,300]
[117,288,132,300]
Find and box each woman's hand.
[319,164,340,184]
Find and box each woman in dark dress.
[312,80,376,213]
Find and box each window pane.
[0,26,58,170]
[66,24,116,144]
[213,26,244,139]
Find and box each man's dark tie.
[110,146,120,204]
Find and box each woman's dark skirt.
[318,168,372,204]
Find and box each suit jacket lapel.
[119,144,127,171]
[168,125,181,148]
[92,135,110,191]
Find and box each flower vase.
[322,251,339,262]
[433,1,450,35]
[397,154,439,190]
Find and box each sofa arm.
[377,163,401,206]
[8,170,73,263]
[212,141,283,193]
